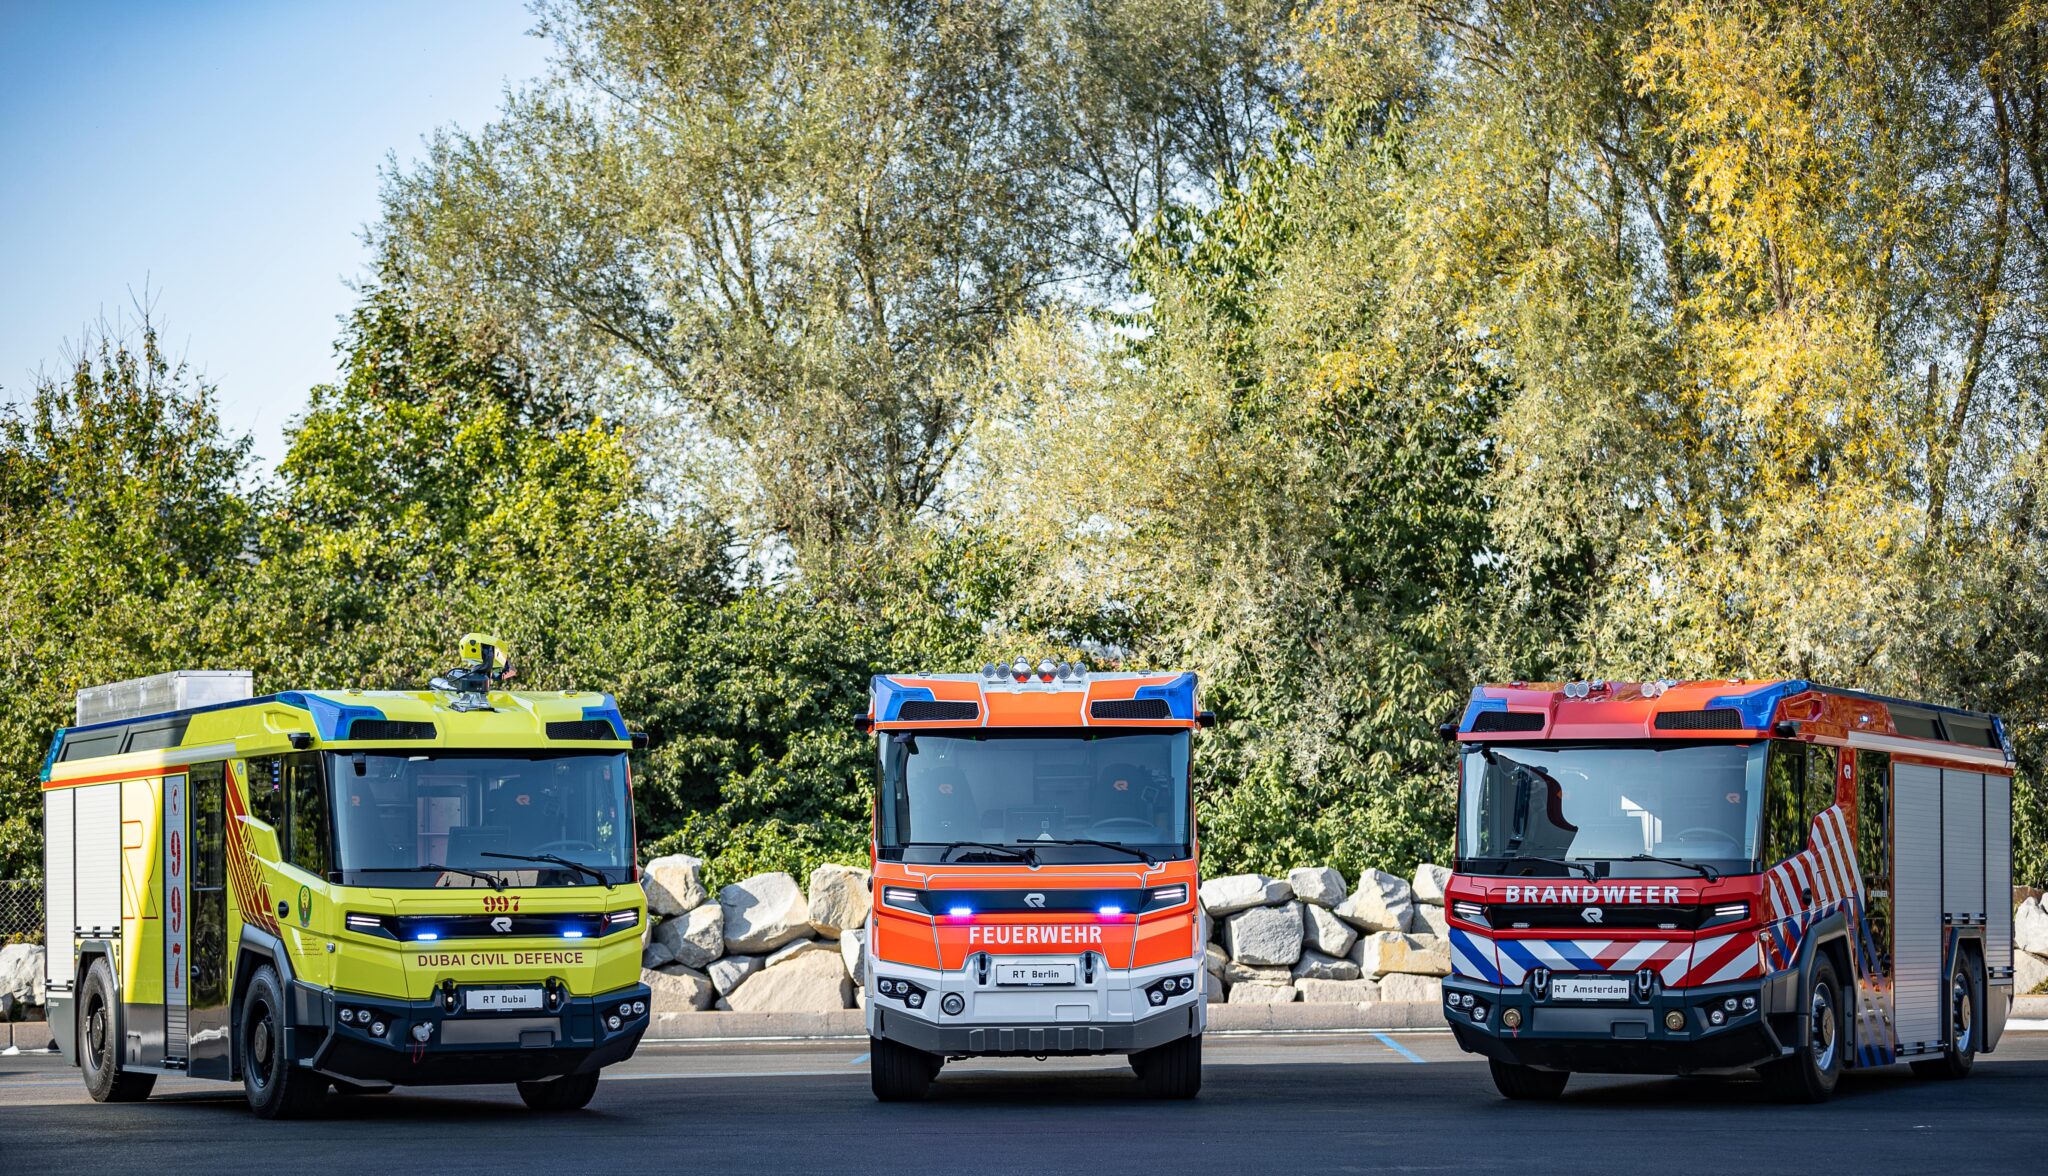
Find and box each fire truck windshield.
[328,751,634,887]
[876,729,1192,864]
[1457,742,1770,878]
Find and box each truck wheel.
[1131,1034,1202,1099]
[517,1070,601,1110]
[1911,952,1981,1080]
[1488,1059,1569,1100]
[241,964,326,1119]
[79,958,155,1103]
[1762,955,1845,1103]
[870,1036,934,1102]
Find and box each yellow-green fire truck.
[39,638,651,1117]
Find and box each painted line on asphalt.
[850,1053,869,1064]
[1371,1032,1428,1064]
[2005,1019,2048,1031]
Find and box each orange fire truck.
[857,658,1212,1100]
[1441,680,2014,1102]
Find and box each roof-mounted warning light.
[430,632,514,713]
[1561,680,1609,700]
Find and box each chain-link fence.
[0,880,43,944]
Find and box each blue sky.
[0,0,550,471]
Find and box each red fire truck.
[857,658,1211,1101]
[1440,679,2014,1102]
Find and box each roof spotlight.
[1057,661,1074,680]
[1011,656,1031,682]
[981,662,998,679]
[1037,659,1056,682]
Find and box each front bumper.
[1442,975,1788,1075]
[866,955,1206,1057]
[298,981,651,1086]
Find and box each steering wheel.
[1086,818,1158,836]
[531,840,599,854]
[1670,827,1741,848]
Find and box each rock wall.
[1202,866,1451,1005]
[639,858,873,1014]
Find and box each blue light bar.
[563,930,584,939]
[948,905,973,918]
[415,932,439,941]
[1098,904,1123,916]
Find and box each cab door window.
[1763,741,1808,863]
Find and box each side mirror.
[630,731,651,751]
[287,731,314,750]
[854,714,875,735]
[1197,711,1220,729]
[1773,720,1799,738]
[1435,722,1458,743]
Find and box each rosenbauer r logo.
[1024,893,1046,909]
[1581,907,1604,924]
[491,916,513,933]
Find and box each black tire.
[517,1070,601,1111]
[1488,1058,1569,1100]
[1762,955,1846,1103]
[78,958,155,1103]
[870,1036,935,1102]
[240,963,326,1119]
[1130,1034,1202,1099]
[1911,951,1981,1080]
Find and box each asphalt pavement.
[2,1030,2043,1174]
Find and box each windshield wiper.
[906,841,1040,866]
[1492,855,1596,881]
[1614,853,1721,882]
[1028,838,1157,866]
[481,851,613,888]
[390,863,506,891]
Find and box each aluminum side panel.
[1892,764,1943,1051]
[1986,775,2013,971]
[1941,771,1985,922]
[43,789,75,985]
[73,783,122,935]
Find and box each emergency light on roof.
[980,657,1088,684]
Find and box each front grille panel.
[546,719,624,740]
[1090,698,1172,720]
[1488,903,1709,931]
[895,700,980,722]
[1471,711,1546,733]
[347,719,437,740]
[1653,709,1743,730]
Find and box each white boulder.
[1351,931,1451,978]
[1303,903,1359,957]
[641,853,708,916]
[724,950,853,1013]
[1378,973,1443,1002]
[641,939,677,970]
[2016,897,2048,956]
[765,937,837,969]
[1226,982,1298,1004]
[644,964,716,1012]
[1411,863,1452,905]
[1206,971,1228,1003]
[1286,867,1348,908]
[707,953,763,997]
[0,944,44,1007]
[1222,901,1305,967]
[1297,978,1382,1004]
[654,902,725,969]
[1204,941,1229,979]
[1410,903,1449,938]
[840,928,867,987]
[1335,868,1414,933]
[2016,950,2048,996]
[1291,950,1361,982]
[1222,960,1292,986]
[1200,874,1293,916]
[807,864,872,938]
[720,872,813,954]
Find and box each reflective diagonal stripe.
[1449,929,1503,985]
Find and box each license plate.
[995,962,1077,987]
[1551,975,1630,1002]
[464,987,543,1012]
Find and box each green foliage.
[11,0,2048,893]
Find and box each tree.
[0,323,257,876]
